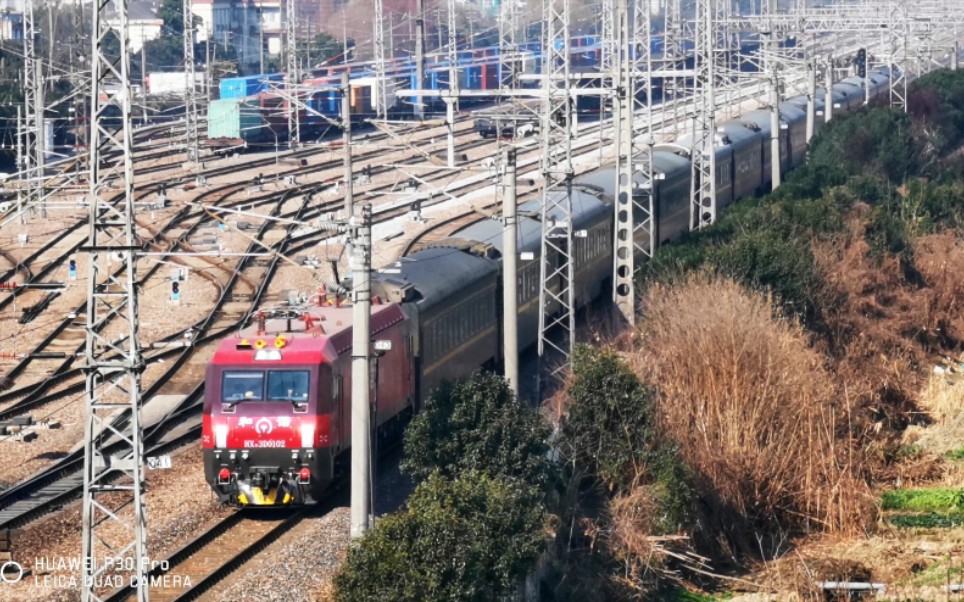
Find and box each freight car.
[203,67,892,506]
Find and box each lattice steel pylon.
[662,0,685,137]
[612,0,656,321]
[602,0,617,74]
[887,0,909,111]
[184,0,200,161]
[537,0,575,382]
[498,0,517,88]
[285,0,300,146]
[22,0,44,218]
[447,0,459,108]
[81,0,149,598]
[689,0,718,230]
[373,0,388,118]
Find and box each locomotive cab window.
[267,370,310,402]
[222,371,264,401]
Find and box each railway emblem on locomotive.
[255,418,273,435]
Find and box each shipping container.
[219,73,284,100]
[460,65,483,90]
[207,98,267,141]
[481,63,499,90]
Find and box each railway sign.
[146,455,172,470]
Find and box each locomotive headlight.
[300,422,315,448]
[214,424,228,448]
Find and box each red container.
[481,63,499,90]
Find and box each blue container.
[219,73,284,99]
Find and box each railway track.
[0,191,313,529]
[102,509,308,602]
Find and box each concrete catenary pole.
[350,203,372,539]
[414,0,425,119]
[824,53,834,123]
[806,57,816,146]
[767,0,780,191]
[769,68,781,190]
[502,148,518,395]
[342,72,353,220]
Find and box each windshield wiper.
[222,398,259,409]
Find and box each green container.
[207,98,264,141]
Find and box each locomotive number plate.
[244,440,287,448]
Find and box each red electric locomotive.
[202,295,414,506]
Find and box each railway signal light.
[171,281,180,303]
[856,48,867,78]
[68,259,76,281]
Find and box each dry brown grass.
[914,233,964,348]
[628,274,873,554]
[810,223,964,444]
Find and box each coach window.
[222,371,264,401]
[267,370,310,401]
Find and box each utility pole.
[414,0,425,119]
[141,39,149,124]
[259,0,265,74]
[285,0,299,147]
[206,34,213,104]
[537,0,575,387]
[502,148,518,396]
[342,72,353,221]
[184,0,200,162]
[769,69,780,190]
[81,0,148,596]
[806,56,816,146]
[444,0,458,167]
[824,53,834,123]
[349,203,372,540]
[15,105,23,223]
[764,0,781,191]
[690,0,718,230]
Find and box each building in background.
[0,0,23,40]
[195,0,282,71]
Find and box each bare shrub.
[914,233,964,348]
[630,274,872,554]
[810,222,964,462]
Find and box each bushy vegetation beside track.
[334,372,553,602]
[568,68,964,596]
[550,346,695,599]
[401,372,553,491]
[337,70,964,600]
[333,471,545,602]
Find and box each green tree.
[402,371,553,492]
[334,471,545,602]
[561,346,692,531]
[301,32,345,68]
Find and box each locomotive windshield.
[222,371,264,401]
[267,370,310,401]
[221,370,311,403]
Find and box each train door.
[330,368,343,453]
